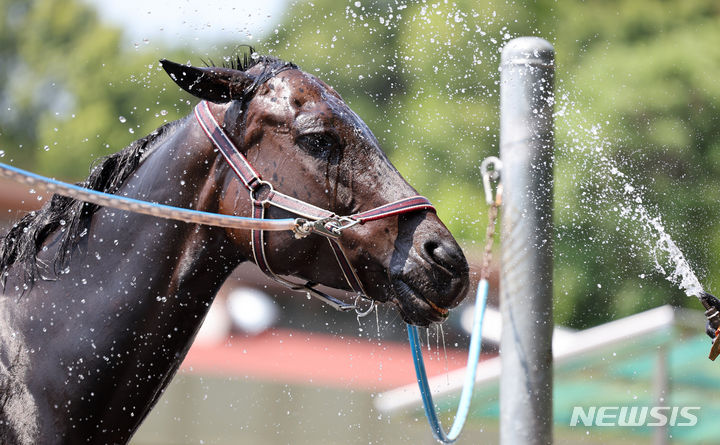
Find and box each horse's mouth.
[389,277,449,326]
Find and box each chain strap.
[480,186,502,281]
[480,156,503,281]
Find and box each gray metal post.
[652,348,669,445]
[499,37,555,445]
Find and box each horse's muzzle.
[389,233,469,326]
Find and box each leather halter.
[194,100,435,312]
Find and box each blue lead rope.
[407,278,489,444]
[0,162,297,231]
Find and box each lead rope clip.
[480,156,502,206]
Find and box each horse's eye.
[297,133,338,154]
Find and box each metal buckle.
[302,284,376,316]
[303,283,356,312]
[315,217,344,238]
[354,294,376,318]
[293,216,360,240]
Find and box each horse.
[0,52,469,444]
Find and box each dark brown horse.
[0,53,469,444]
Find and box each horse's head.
[161,55,469,326]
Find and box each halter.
[194,100,435,313]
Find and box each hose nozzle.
[700,291,720,361]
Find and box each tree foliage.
[0,0,187,178]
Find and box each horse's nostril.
[424,240,439,259]
[424,239,464,274]
[418,237,470,310]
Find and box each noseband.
[195,100,435,313]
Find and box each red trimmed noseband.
[194,100,435,311]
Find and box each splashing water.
[635,201,704,297]
[610,161,703,297]
[557,91,704,299]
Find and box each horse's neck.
[7,118,244,442]
[55,120,238,309]
[68,120,240,351]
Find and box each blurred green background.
[2,0,720,328]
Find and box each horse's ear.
[159,59,254,104]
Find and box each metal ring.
[354,295,376,318]
[250,180,275,204]
[337,216,360,231]
[480,156,502,180]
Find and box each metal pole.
[652,347,669,445]
[499,37,555,445]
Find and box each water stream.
[556,91,705,299]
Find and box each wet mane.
[0,121,179,290]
